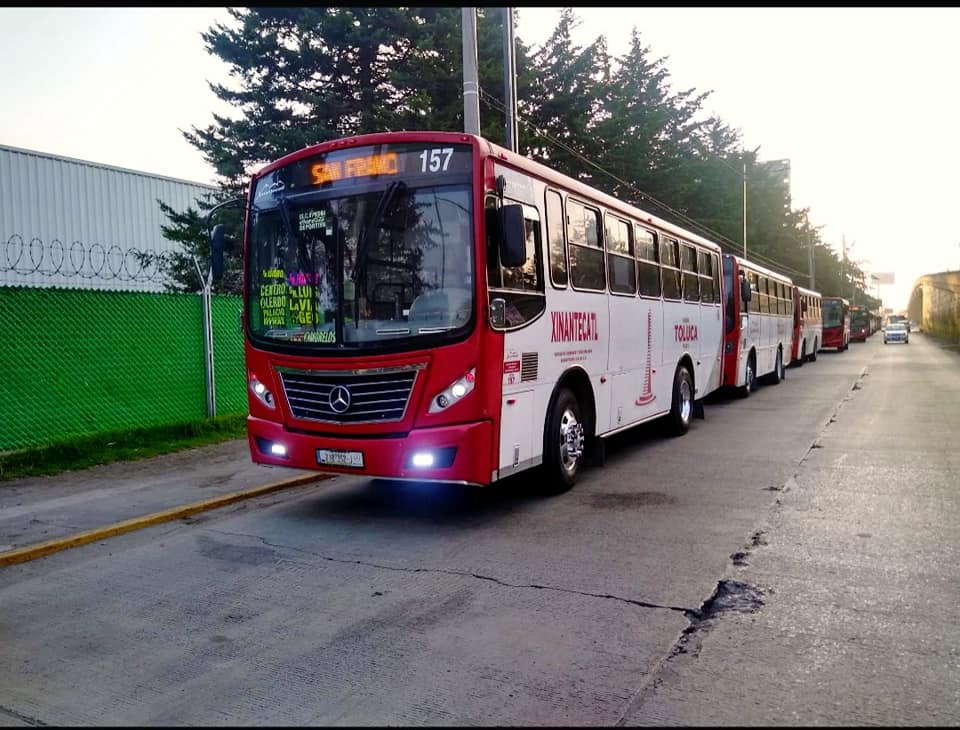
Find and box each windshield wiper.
[352,180,406,284]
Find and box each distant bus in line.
[849,305,870,342]
[821,296,850,351]
[790,285,823,365]
[720,254,794,397]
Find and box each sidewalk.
[0,439,323,555]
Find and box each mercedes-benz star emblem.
[328,385,352,414]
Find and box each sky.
[3,7,959,310]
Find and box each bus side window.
[636,226,660,298]
[545,189,567,288]
[711,252,721,303]
[681,243,700,302]
[488,199,546,329]
[605,213,636,295]
[660,237,681,300]
[568,198,605,291]
[748,272,760,313]
[698,249,715,303]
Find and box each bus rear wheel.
[796,341,805,367]
[668,365,694,436]
[540,388,584,495]
[767,349,784,385]
[809,340,818,362]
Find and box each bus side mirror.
[210,223,227,281]
[740,277,752,305]
[499,204,527,268]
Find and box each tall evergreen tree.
[520,8,611,184]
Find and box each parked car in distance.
[883,322,909,344]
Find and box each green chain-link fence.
[0,287,245,452]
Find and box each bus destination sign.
[254,143,472,202]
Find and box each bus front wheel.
[739,354,757,398]
[809,340,818,361]
[541,388,584,495]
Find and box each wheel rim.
[746,361,754,391]
[679,377,692,424]
[558,408,584,475]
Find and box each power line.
[478,88,812,282]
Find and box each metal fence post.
[194,256,216,418]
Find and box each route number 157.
[419,147,454,173]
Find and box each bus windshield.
[247,180,474,349]
[823,299,844,327]
[850,309,868,327]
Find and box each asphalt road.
[1,332,957,726]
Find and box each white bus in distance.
[721,254,794,396]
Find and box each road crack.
[207,528,698,616]
[0,704,47,726]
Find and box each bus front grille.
[277,364,424,424]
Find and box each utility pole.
[841,235,847,299]
[807,232,816,289]
[742,161,747,259]
[461,8,480,135]
[502,7,518,152]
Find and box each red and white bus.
[790,285,823,366]
[821,296,850,351]
[720,254,794,396]
[217,130,727,493]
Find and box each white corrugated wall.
[0,144,218,292]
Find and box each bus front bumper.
[246,416,495,486]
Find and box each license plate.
[316,449,364,468]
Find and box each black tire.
[738,353,757,398]
[768,348,784,385]
[809,340,818,361]
[668,365,694,436]
[540,388,584,495]
[795,341,805,367]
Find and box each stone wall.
[909,271,960,342]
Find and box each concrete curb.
[0,473,331,569]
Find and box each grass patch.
[0,413,248,482]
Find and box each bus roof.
[255,130,726,256]
[728,253,794,285]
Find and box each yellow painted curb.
[0,473,331,569]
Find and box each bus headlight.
[428,367,476,414]
[249,373,276,408]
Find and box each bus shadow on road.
[289,470,551,527]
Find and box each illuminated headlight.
[270,443,288,457]
[249,373,275,408]
[428,367,476,414]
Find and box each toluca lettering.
[550,311,600,343]
[674,323,699,342]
